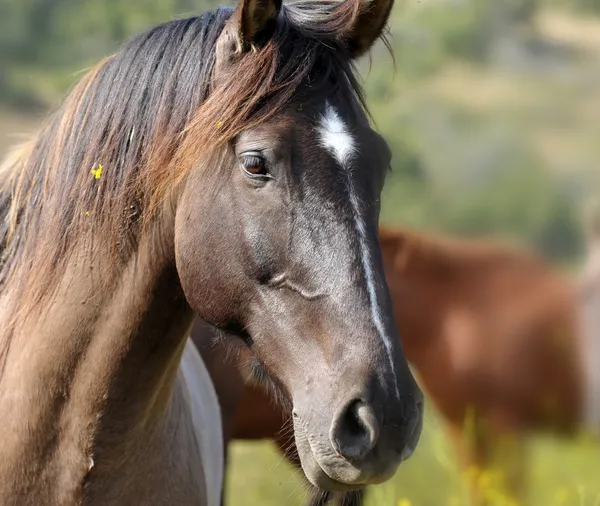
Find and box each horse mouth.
[293,417,395,492]
[305,467,367,493]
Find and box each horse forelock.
[0,0,379,328]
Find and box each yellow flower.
[554,487,569,504]
[462,465,479,484]
[85,211,90,216]
[397,499,411,506]
[217,121,223,128]
[91,164,103,180]
[477,468,499,490]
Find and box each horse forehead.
[317,103,356,168]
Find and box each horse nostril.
[330,399,379,462]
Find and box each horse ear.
[236,0,282,51]
[343,0,394,58]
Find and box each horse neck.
[0,224,198,504]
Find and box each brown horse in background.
[195,225,590,506]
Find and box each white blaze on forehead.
[317,103,399,396]
[318,105,356,167]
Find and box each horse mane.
[0,0,375,318]
[380,226,548,277]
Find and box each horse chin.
[295,440,365,492]
[293,421,396,492]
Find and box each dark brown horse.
[0,1,424,504]
[195,225,589,505]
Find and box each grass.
[225,405,600,506]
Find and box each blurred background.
[0,0,599,504]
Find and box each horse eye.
[241,154,269,178]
